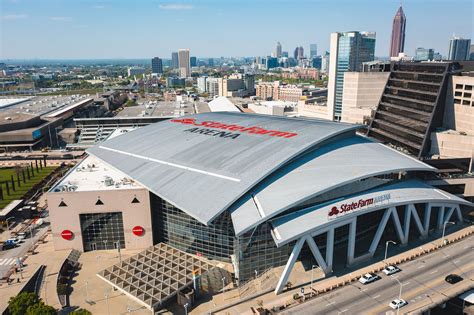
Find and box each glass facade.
[80,212,125,252]
[334,32,376,119]
[234,223,290,282]
[157,199,235,262]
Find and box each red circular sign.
[132,226,144,236]
[61,230,73,240]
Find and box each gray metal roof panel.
[231,136,436,236]
[87,112,361,224]
[271,180,472,247]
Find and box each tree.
[70,308,92,315]
[25,302,57,315]
[8,292,39,315]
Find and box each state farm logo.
[328,194,391,217]
[170,118,298,139]
[328,198,374,217]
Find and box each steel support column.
[347,218,357,265]
[326,228,334,273]
[306,236,329,273]
[274,237,305,294]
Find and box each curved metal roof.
[271,180,472,247]
[230,136,436,236]
[87,112,360,224]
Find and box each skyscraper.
[151,57,163,74]
[294,46,304,60]
[321,51,330,73]
[190,56,197,67]
[276,42,282,58]
[448,36,471,60]
[171,52,179,68]
[178,49,191,78]
[310,44,318,58]
[389,5,406,57]
[327,31,376,121]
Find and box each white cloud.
[159,4,194,10]
[50,16,73,22]
[1,13,28,20]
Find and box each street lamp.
[310,265,317,298]
[391,276,404,315]
[254,269,258,279]
[441,221,455,246]
[384,240,397,264]
[104,290,110,315]
[221,276,226,296]
[6,217,15,237]
[184,302,189,315]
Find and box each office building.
[178,49,191,78]
[282,51,289,58]
[341,71,390,124]
[310,44,318,58]
[166,77,185,88]
[294,46,304,60]
[266,56,279,69]
[275,42,282,58]
[470,44,474,61]
[127,67,146,77]
[151,57,163,74]
[312,56,322,69]
[389,5,406,57]
[448,37,471,61]
[48,112,469,312]
[244,74,255,95]
[190,56,197,67]
[321,51,330,73]
[197,76,207,93]
[327,31,376,120]
[415,48,435,61]
[206,77,222,97]
[171,52,179,69]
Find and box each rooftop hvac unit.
[104,176,114,186]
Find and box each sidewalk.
[209,225,474,314]
[68,248,153,315]
[0,233,70,313]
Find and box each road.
[285,236,474,315]
[0,223,50,279]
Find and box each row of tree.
[8,292,91,315]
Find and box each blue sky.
[0,0,472,59]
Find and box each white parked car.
[383,265,401,275]
[358,273,379,284]
[389,299,407,309]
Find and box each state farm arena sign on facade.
[170,118,298,139]
[328,194,391,218]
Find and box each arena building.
[47,112,471,303]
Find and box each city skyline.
[0,0,472,59]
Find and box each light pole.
[254,269,258,279]
[184,302,189,315]
[6,217,15,238]
[117,240,122,264]
[384,240,397,264]
[441,221,455,246]
[104,290,110,315]
[29,225,34,250]
[85,280,91,303]
[391,276,404,315]
[221,276,226,296]
[310,265,317,298]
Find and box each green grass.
[0,166,57,209]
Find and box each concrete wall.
[430,132,474,158]
[341,72,389,125]
[47,188,153,252]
